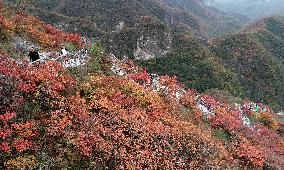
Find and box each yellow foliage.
[5,155,36,170]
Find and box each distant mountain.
[211,17,284,110]
[208,0,284,21]
[19,0,241,35]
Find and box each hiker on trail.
[144,68,151,87]
[60,44,69,61]
[151,74,160,91]
[255,104,260,112]
[28,47,40,62]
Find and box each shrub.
[231,135,265,168]
[87,43,105,73]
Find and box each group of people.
[28,44,69,63]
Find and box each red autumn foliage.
[77,75,234,169]
[0,127,13,139]
[159,76,184,96]
[0,4,283,167]
[0,54,237,169]
[0,55,76,165]
[0,7,84,48]
[208,107,243,132]
[0,142,11,154]
[200,94,222,109]
[0,112,16,122]
[240,125,284,169]
[182,92,284,168]
[12,139,32,153]
[0,47,283,168]
[231,135,265,168]
[180,93,202,123]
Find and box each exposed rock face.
[134,31,172,60]
[113,21,125,33]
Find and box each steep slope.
[212,17,284,110]
[139,17,284,111]
[19,0,240,35]
[243,17,284,60]
[163,0,242,37]
[5,0,242,58]
[0,6,284,169]
[138,33,244,97]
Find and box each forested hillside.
[212,17,284,110]
[0,2,283,169]
[140,17,284,111]
[138,33,243,96]
[5,0,242,58]
[16,0,281,111]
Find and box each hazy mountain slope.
[248,17,284,60]
[163,0,242,37]
[210,0,284,21]
[4,1,282,110]
[212,17,284,110]
[25,0,240,35]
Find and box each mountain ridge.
[211,16,284,110]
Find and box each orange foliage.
[257,112,279,130]
[0,55,235,168]
[209,107,242,132]
[232,135,266,168]
[0,9,84,48]
[4,155,36,170]
[0,5,283,166]
[181,93,202,123]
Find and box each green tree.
[88,43,105,73]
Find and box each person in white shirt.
[60,44,69,57]
[60,44,69,62]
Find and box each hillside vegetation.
[4,1,283,112]
[212,17,284,110]
[0,4,284,169]
[140,17,284,111]
[138,33,244,96]
[5,0,242,58]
